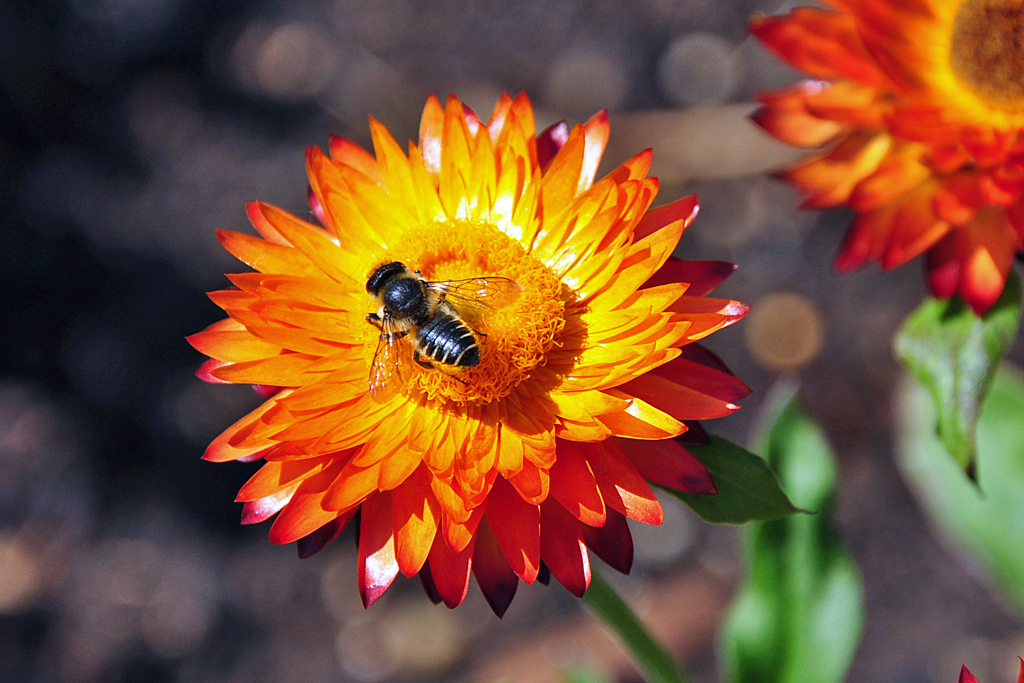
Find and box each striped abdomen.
[415,313,480,368]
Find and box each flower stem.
[582,571,691,683]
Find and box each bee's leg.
[413,348,434,370]
[366,313,383,329]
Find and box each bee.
[365,261,522,402]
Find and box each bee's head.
[366,261,409,296]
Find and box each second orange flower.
[752,0,1024,313]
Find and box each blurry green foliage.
[897,363,1024,613]
[720,384,864,683]
[894,270,1021,478]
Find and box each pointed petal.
[268,458,350,544]
[426,532,475,609]
[485,477,541,583]
[618,437,717,495]
[296,509,356,559]
[358,492,399,608]
[581,508,633,574]
[539,499,591,597]
[392,466,440,577]
[642,258,738,294]
[549,440,606,526]
[241,485,297,525]
[472,518,519,617]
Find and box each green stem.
[582,570,691,683]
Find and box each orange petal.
[392,466,440,577]
[268,458,350,544]
[485,477,540,583]
[549,441,606,526]
[749,7,891,89]
[328,135,382,184]
[236,457,331,502]
[358,492,399,608]
[507,459,550,505]
[584,440,663,525]
[241,485,297,525]
[578,109,610,195]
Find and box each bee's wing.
[430,277,523,314]
[368,318,412,403]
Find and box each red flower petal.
[485,477,541,583]
[549,441,606,526]
[642,258,738,295]
[537,120,569,171]
[426,532,475,609]
[297,509,356,559]
[357,492,399,608]
[619,437,717,495]
[240,485,297,525]
[586,440,663,525]
[539,499,591,597]
[472,518,519,618]
[581,508,633,575]
[959,665,980,683]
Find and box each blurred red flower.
[752,0,1024,313]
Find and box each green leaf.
[582,571,689,683]
[663,436,802,524]
[564,670,613,683]
[720,386,864,683]
[894,269,1022,477]
[897,364,1024,613]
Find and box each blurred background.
[3,1,1024,682]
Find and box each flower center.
[949,0,1024,111]
[365,221,566,405]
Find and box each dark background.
[2,1,1024,682]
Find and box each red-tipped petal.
[1015,657,1024,683]
[586,441,663,525]
[485,477,541,583]
[418,562,443,605]
[426,533,475,609]
[633,194,699,242]
[549,441,606,527]
[579,109,610,193]
[195,359,233,384]
[677,421,711,446]
[241,485,297,525]
[268,459,349,543]
[959,666,979,683]
[581,508,633,575]
[306,185,330,230]
[619,437,717,495]
[472,519,519,618]
[926,233,961,299]
[537,120,570,170]
[357,492,399,608]
[642,258,738,295]
[297,509,356,559]
[252,384,282,398]
[539,499,591,597]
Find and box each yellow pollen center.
[949,0,1024,111]
[365,221,566,405]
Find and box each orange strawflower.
[188,93,749,615]
[751,0,1024,313]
